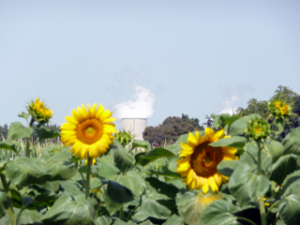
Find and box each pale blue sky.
[0,0,299,129]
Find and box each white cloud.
[114,84,156,119]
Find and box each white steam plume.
[219,96,239,115]
[217,84,255,115]
[114,85,156,119]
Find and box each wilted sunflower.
[60,103,118,159]
[177,127,238,194]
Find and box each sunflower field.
[0,99,300,225]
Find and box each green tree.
[203,115,213,128]
[236,98,269,118]
[0,124,8,140]
[143,116,194,146]
[181,113,204,130]
[271,85,298,102]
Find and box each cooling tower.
[121,118,147,140]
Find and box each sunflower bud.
[245,118,269,141]
[268,100,291,118]
[114,130,134,146]
[27,98,52,124]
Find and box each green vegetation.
[143,116,195,146]
[1,88,300,225]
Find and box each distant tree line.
[143,114,204,146]
[143,86,300,146]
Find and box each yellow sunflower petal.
[187,133,198,146]
[177,157,191,172]
[211,129,225,142]
[100,110,113,121]
[60,122,77,130]
[61,103,116,159]
[208,176,219,192]
[103,117,117,123]
[195,131,203,143]
[214,173,222,187]
[65,116,79,125]
[175,127,238,195]
[202,178,209,194]
[186,169,194,185]
[95,104,104,119]
[103,124,118,134]
[195,176,203,190]
[88,103,97,118]
[72,109,82,122]
[188,179,196,190]
[204,127,214,142]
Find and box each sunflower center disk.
[77,119,103,144]
[254,126,263,134]
[190,143,223,177]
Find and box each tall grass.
[0,137,63,161]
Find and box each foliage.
[143,116,194,146]
[181,113,204,130]
[237,86,300,140]
[1,96,300,225]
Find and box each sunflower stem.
[85,155,92,200]
[1,173,16,225]
[25,117,34,157]
[257,142,267,225]
[119,206,124,221]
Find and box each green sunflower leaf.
[18,112,30,122]
[145,177,178,199]
[282,127,300,155]
[281,170,300,196]
[139,195,171,220]
[228,164,270,207]
[229,113,262,136]
[95,215,112,225]
[217,160,242,177]
[7,122,33,140]
[278,194,300,225]
[200,199,241,225]
[2,208,42,225]
[240,140,272,172]
[35,126,60,142]
[109,171,145,197]
[264,139,284,163]
[41,194,97,225]
[274,118,285,134]
[92,161,119,179]
[209,136,246,149]
[131,140,152,151]
[177,190,217,225]
[270,154,299,185]
[5,150,77,187]
[135,148,175,166]
[107,180,134,204]
[0,141,19,152]
[0,192,11,218]
[110,140,134,174]
[162,214,184,225]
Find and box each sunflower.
[60,103,118,159]
[269,100,291,118]
[176,127,238,194]
[245,118,269,141]
[28,98,53,123]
